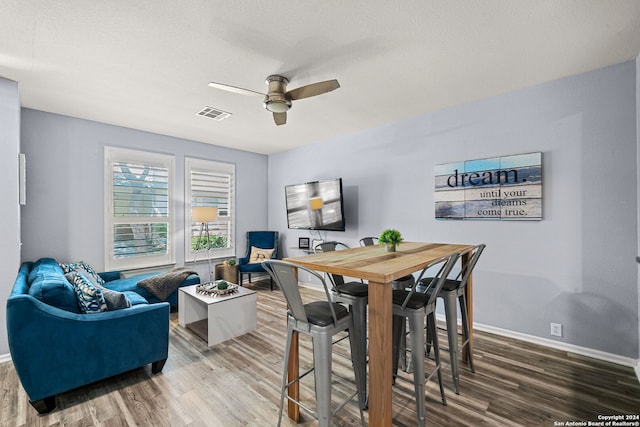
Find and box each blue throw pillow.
[28,259,81,313]
[68,272,107,314]
[28,258,65,284]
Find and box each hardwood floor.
[1,279,639,426]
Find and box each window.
[105,147,175,270]
[185,157,235,261]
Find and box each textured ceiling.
[1,1,639,154]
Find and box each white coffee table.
[178,283,257,347]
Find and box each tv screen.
[285,178,345,231]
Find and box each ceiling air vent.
[197,106,231,121]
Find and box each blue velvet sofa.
[98,269,200,308]
[6,258,199,414]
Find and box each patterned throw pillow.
[248,246,275,264]
[59,261,105,287]
[65,272,131,311]
[67,272,107,314]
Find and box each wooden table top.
[284,241,474,283]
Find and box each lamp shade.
[192,206,218,223]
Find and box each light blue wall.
[269,61,639,359]
[20,109,269,277]
[0,79,21,355]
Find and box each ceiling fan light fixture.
[264,75,292,113]
[264,99,291,113]
[208,73,339,125]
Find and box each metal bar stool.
[391,252,460,427]
[314,241,369,409]
[358,236,378,246]
[262,260,365,427]
[392,274,415,373]
[420,243,485,394]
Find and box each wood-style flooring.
[1,279,639,426]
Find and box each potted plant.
[379,229,403,252]
[215,258,239,283]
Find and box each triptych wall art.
[435,152,542,220]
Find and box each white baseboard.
[299,281,322,290]
[240,272,272,285]
[464,318,638,368]
[0,353,11,364]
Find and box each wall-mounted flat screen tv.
[285,178,345,231]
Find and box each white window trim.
[185,157,236,262]
[104,146,175,271]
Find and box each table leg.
[287,268,300,422]
[462,251,473,363]
[368,280,393,426]
[287,332,300,422]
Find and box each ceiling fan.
[208,75,340,126]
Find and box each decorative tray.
[196,281,238,296]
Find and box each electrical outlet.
[550,322,563,337]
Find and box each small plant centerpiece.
[379,228,403,252]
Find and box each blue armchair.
[238,231,279,290]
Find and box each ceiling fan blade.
[287,79,340,100]
[208,82,264,97]
[273,112,287,126]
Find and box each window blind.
[190,169,231,249]
[105,147,174,270]
[186,158,235,260]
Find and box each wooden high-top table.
[283,241,475,426]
